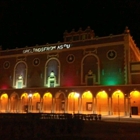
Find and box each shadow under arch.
[21,92,28,113]
[31,92,41,113]
[81,91,93,114]
[112,90,124,116]
[130,90,140,115]
[96,91,108,115]
[43,92,52,113]
[54,91,65,113]
[0,93,8,113]
[10,92,19,113]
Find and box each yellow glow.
[21,93,28,99]
[112,90,124,98]
[130,90,140,98]
[74,93,79,98]
[43,92,52,98]
[68,92,79,99]
[33,92,40,98]
[82,91,92,98]
[97,91,107,98]
[1,93,8,99]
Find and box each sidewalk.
[101,115,140,123]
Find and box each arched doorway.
[68,92,80,114]
[96,91,108,115]
[112,90,124,116]
[55,92,65,113]
[0,93,8,113]
[21,92,28,113]
[43,92,52,113]
[81,91,93,114]
[10,93,19,113]
[130,90,140,115]
[31,92,40,113]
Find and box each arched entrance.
[81,91,93,114]
[96,91,108,115]
[0,93,8,113]
[31,92,40,113]
[10,93,19,113]
[55,92,65,113]
[21,92,28,113]
[130,90,140,115]
[43,92,52,113]
[112,90,124,116]
[68,92,80,114]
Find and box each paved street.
[102,115,140,123]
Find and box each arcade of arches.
[0,90,140,116]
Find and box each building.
[0,26,140,116]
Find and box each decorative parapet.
[63,26,95,42]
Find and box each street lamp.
[73,92,79,114]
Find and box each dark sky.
[0,0,140,50]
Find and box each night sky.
[0,0,140,50]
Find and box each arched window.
[13,62,27,88]
[44,58,60,87]
[81,54,100,85]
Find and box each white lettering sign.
[23,44,71,54]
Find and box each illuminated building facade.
[0,27,140,116]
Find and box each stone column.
[0,99,1,113]
[17,98,21,113]
[64,97,68,113]
[78,97,80,114]
[92,97,95,114]
[41,98,44,113]
[80,97,83,114]
[95,98,97,114]
[110,97,112,115]
[108,97,110,115]
[39,98,42,113]
[124,96,127,116]
[7,98,10,113]
[51,97,55,113]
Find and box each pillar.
[7,98,10,113]
[92,97,95,114]
[95,98,97,114]
[64,97,68,113]
[108,97,110,115]
[51,97,55,113]
[124,96,127,116]
[110,97,112,115]
[80,97,83,114]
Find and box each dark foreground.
[0,114,140,140]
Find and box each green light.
[101,75,124,85]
